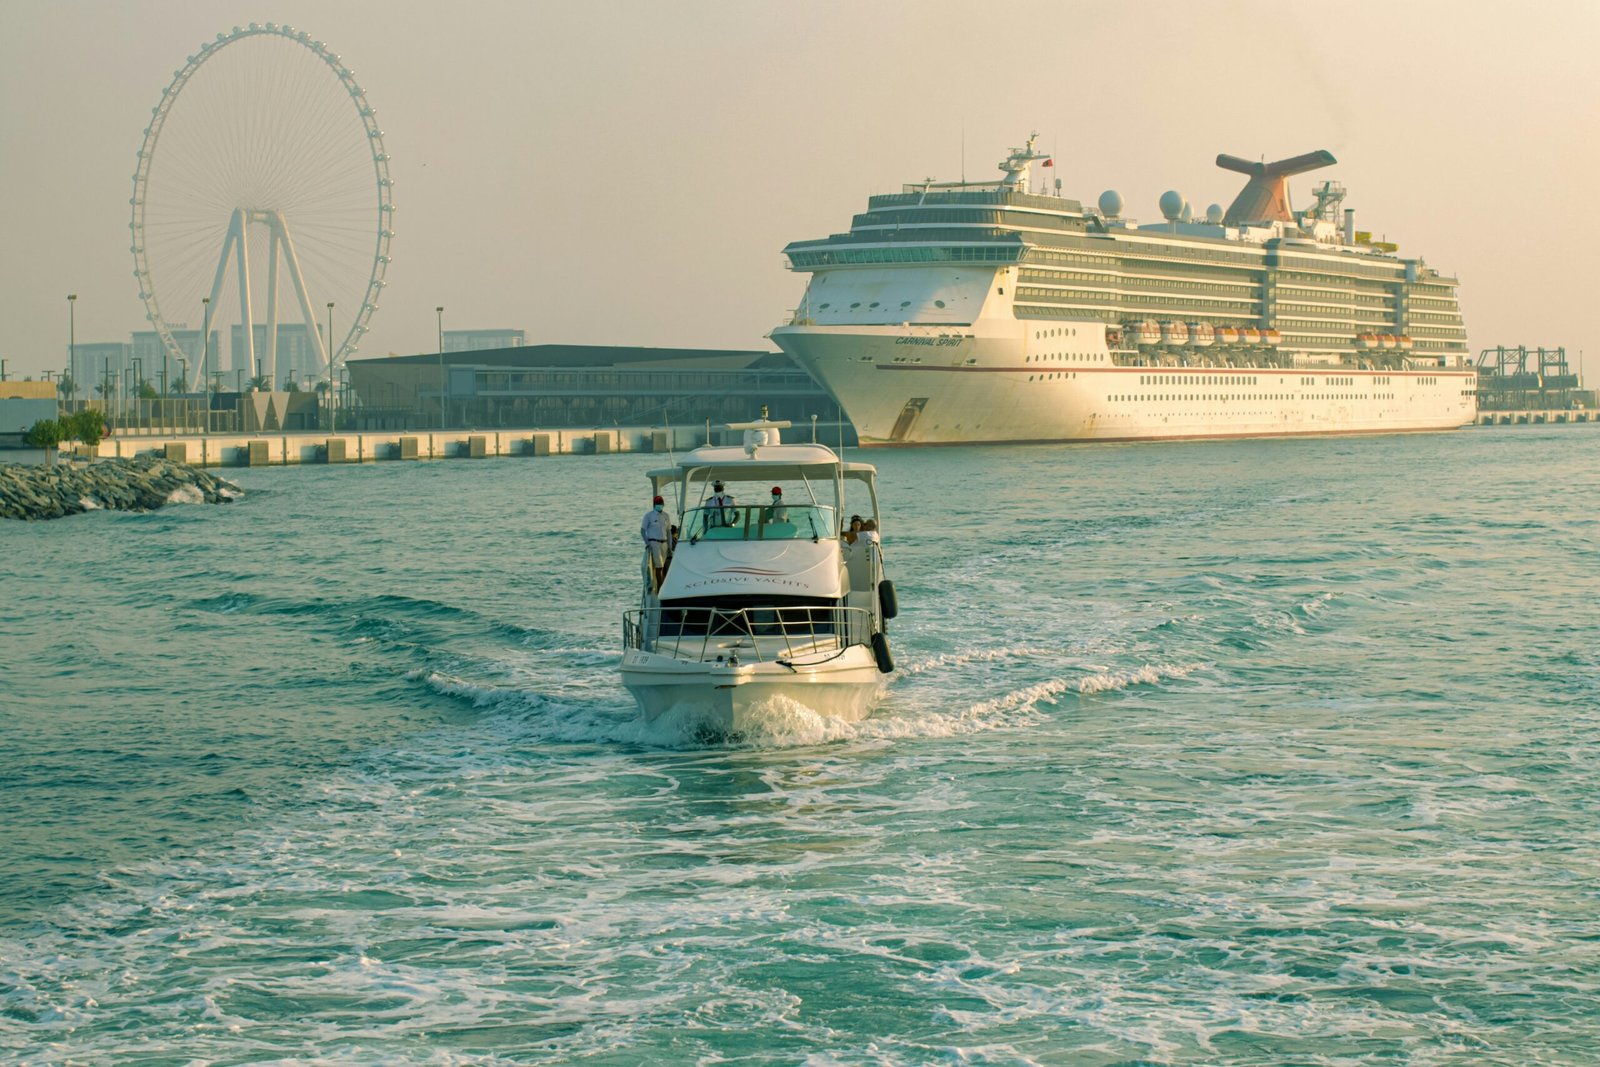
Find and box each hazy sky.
[3,0,1597,379]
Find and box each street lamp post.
[326,301,335,432]
[132,357,143,433]
[201,296,211,436]
[177,357,190,432]
[67,294,77,404]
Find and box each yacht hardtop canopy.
[646,444,879,516]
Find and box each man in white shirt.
[765,486,789,523]
[706,479,736,528]
[641,494,672,590]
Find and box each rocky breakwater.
[0,456,241,521]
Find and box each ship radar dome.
[1098,189,1124,217]
[1205,203,1224,223]
[1159,190,1184,221]
[1179,199,1194,222]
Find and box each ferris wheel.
[130,23,393,390]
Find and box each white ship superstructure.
[772,136,1475,445]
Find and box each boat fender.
[878,579,899,620]
[870,631,895,674]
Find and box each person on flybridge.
[641,494,672,591]
[766,486,788,523]
[707,479,736,527]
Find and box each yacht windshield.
[684,504,837,542]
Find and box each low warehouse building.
[345,344,846,433]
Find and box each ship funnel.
[1344,208,1355,246]
[1216,149,1337,225]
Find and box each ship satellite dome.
[1159,190,1184,221]
[1206,203,1224,223]
[1179,200,1194,222]
[1098,189,1124,216]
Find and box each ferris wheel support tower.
[201,209,330,386]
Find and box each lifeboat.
[1161,320,1189,346]
[1356,334,1379,350]
[1262,328,1282,346]
[1379,334,1398,349]
[1188,322,1215,347]
[1130,320,1162,347]
[1215,325,1241,345]
[1398,335,1415,351]
[1240,327,1262,345]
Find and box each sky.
[2,0,1597,380]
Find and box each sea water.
[1,427,1597,1065]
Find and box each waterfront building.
[346,344,842,432]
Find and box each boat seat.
[699,525,743,540]
[761,522,797,539]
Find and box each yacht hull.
[621,649,880,734]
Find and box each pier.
[1474,409,1596,427]
[80,423,857,468]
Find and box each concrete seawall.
[85,424,857,468]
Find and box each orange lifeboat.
[1188,322,1215,347]
[1161,321,1189,346]
[1356,334,1379,350]
[1398,335,1415,351]
[1240,327,1262,345]
[1262,328,1282,346]
[1215,325,1241,345]
[1379,334,1398,349]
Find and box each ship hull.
[621,649,880,736]
[774,324,1476,446]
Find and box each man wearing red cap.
[641,493,673,591]
[766,485,789,523]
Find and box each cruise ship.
[771,135,1475,445]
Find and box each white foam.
[164,484,204,505]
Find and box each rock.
[0,455,243,521]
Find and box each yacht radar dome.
[1205,203,1224,223]
[1098,189,1124,216]
[1159,190,1185,221]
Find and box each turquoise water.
[2,428,1598,1064]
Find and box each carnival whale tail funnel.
[1216,150,1337,226]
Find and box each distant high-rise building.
[70,342,132,399]
[131,329,220,392]
[230,323,325,383]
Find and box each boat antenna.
[663,409,676,466]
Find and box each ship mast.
[998,132,1050,190]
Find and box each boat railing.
[622,605,874,664]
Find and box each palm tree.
[246,374,272,391]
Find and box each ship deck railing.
[623,606,874,664]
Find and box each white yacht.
[620,417,897,734]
